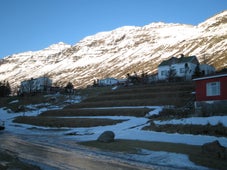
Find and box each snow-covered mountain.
[0,11,226,89]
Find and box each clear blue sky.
[0,0,226,58]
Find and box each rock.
[97,131,115,143]
[202,140,226,159]
[17,105,26,112]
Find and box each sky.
[0,0,226,59]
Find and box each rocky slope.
[0,11,226,90]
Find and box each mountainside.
[0,11,226,89]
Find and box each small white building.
[98,78,119,86]
[199,64,215,75]
[158,55,199,81]
[20,77,52,94]
[118,79,127,86]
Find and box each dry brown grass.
[66,82,195,109]
[143,121,227,137]
[13,116,127,128]
[40,108,151,117]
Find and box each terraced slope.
[66,81,195,109]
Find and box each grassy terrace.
[66,82,195,108]
[13,82,194,127]
[39,108,151,117]
[5,82,227,169]
[14,116,127,128]
[14,107,151,127]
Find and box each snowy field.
[154,116,227,126]
[1,100,227,170]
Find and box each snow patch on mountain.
[0,11,226,89]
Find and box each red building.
[193,73,227,115]
[194,73,227,101]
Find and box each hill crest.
[0,11,226,89]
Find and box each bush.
[143,121,227,137]
[0,81,11,97]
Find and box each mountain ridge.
[0,11,226,90]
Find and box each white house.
[20,77,52,94]
[199,64,215,75]
[118,79,127,86]
[158,55,199,81]
[98,78,119,86]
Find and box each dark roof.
[158,55,198,67]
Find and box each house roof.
[193,73,227,81]
[101,77,118,80]
[158,55,197,67]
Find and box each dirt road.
[0,132,162,170]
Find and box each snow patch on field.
[1,104,227,169]
[154,116,227,127]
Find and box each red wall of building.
[195,76,227,101]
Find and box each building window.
[161,70,167,76]
[180,68,185,73]
[206,81,220,96]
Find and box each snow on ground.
[8,100,19,104]
[1,105,227,147]
[154,116,227,127]
[0,104,226,169]
[125,149,210,170]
